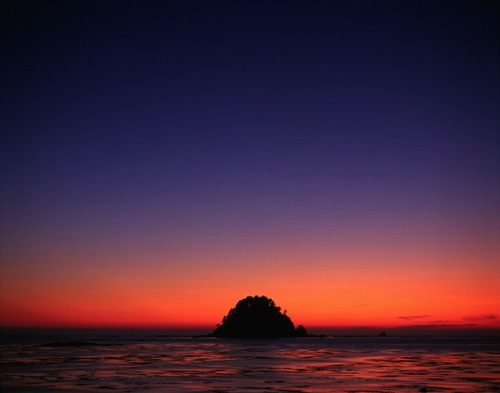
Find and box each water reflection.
[1,337,499,392]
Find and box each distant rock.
[295,325,308,337]
[378,331,387,337]
[212,295,307,338]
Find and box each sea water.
[1,334,499,392]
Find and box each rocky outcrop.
[212,295,307,338]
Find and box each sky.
[1,0,499,335]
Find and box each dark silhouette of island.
[212,295,307,338]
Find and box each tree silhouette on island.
[212,295,308,338]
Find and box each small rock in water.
[419,387,428,392]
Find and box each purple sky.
[1,1,499,330]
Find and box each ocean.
[1,333,499,392]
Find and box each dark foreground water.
[1,335,499,392]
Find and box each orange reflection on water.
[2,336,498,392]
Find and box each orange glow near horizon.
[2,244,499,332]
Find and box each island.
[212,295,308,338]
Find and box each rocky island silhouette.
[212,295,307,338]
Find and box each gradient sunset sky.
[1,0,499,334]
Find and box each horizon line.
[2,324,499,336]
